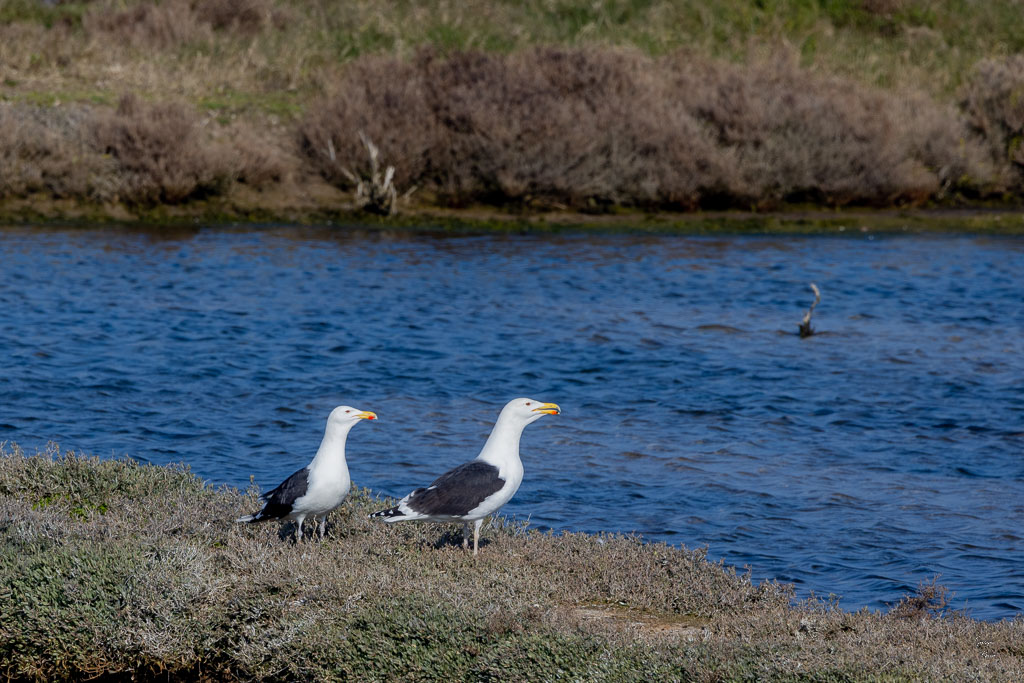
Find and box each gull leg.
[473,519,483,556]
[296,518,304,543]
[462,522,470,550]
[319,517,327,541]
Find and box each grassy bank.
[1,444,1022,681]
[1,0,1024,223]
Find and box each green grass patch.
[4,90,116,107]
[198,90,303,119]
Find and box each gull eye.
[525,402,532,406]
[345,410,351,413]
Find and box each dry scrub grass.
[93,94,235,204]
[0,96,284,207]
[673,52,1000,204]
[3,0,1022,122]
[2,43,1021,216]
[0,103,115,200]
[301,48,1001,211]
[1,444,1022,682]
[2,0,1023,116]
[300,49,733,210]
[0,0,302,113]
[83,0,289,50]
[962,55,1024,184]
[2,0,1024,216]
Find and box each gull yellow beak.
[356,411,378,421]
[532,402,561,415]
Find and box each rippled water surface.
[2,224,1022,620]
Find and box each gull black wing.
[257,466,310,519]
[406,460,505,517]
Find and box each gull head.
[501,397,561,425]
[327,405,378,431]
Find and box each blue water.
[1,224,1022,621]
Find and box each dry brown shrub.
[859,0,907,15]
[0,104,115,200]
[670,52,993,206]
[894,93,999,195]
[430,48,735,209]
[0,99,282,207]
[194,0,287,35]
[91,94,234,204]
[298,56,442,196]
[0,21,79,74]
[218,118,291,187]
[301,48,736,210]
[961,55,1024,190]
[301,47,998,210]
[84,0,208,50]
[84,0,284,48]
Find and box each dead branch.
[333,132,412,216]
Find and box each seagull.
[236,405,377,542]
[369,397,560,555]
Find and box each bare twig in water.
[334,132,414,216]
[798,283,821,338]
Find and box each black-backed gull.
[369,398,560,555]
[237,405,377,541]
